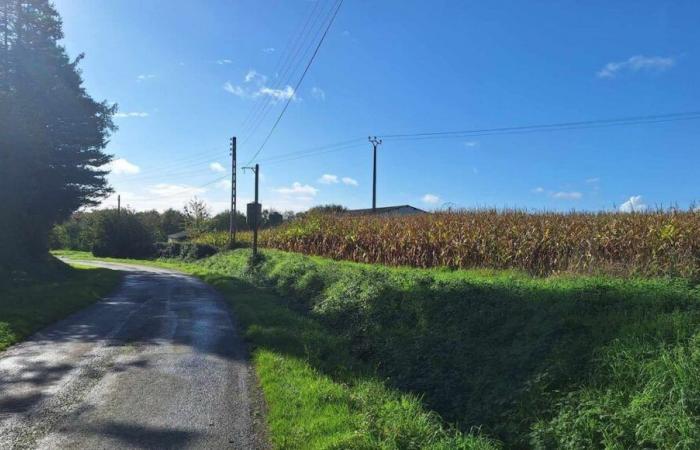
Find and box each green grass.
[53,249,700,449]
[0,255,123,351]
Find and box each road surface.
[0,260,266,449]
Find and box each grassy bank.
[0,256,122,351]
[54,249,700,448]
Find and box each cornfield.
[252,210,700,277]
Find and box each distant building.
[167,231,189,243]
[344,205,427,217]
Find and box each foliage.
[210,210,247,232]
[159,208,186,236]
[183,196,212,235]
[91,209,155,258]
[0,256,122,351]
[258,209,700,278]
[154,242,218,260]
[0,0,115,265]
[175,249,700,449]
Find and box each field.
[56,249,700,449]
[0,256,123,351]
[207,210,700,278]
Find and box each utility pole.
[369,136,382,212]
[117,194,121,215]
[243,164,261,256]
[229,137,237,248]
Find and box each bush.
[91,210,155,258]
[154,241,217,260]
[180,242,217,260]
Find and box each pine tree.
[0,0,115,265]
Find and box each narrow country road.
[0,260,266,449]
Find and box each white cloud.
[552,191,583,200]
[224,82,247,97]
[224,71,295,102]
[422,194,440,204]
[342,177,358,187]
[532,187,545,194]
[258,85,295,101]
[137,74,156,81]
[318,174,338,184]
[216,59,232,65]
[149,183,206,198]
[244,69,267,84]
[586,177,600,184]
[274,182,318,196]
[597,55,675,79]
[620,195,647,213]
[311,86,326,101]
[209,162,226,173]
[262,47,276,53]
[464,141,479,148]
[107,158,140,175]
[114,112,149,118]
[216,179,231,190]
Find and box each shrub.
[91,210,155,258]
[180,242,218,260]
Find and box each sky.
[52,0,700,214]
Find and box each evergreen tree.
[0,0,115,264]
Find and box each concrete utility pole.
[243,164,261,256]
[117,195,121,215]
[229,137,237,248]
[369,136,382,212]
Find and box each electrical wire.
[245,0,344,164]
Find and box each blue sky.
[53,0,699,213]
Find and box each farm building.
[344,205,426,216]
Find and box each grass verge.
[0,255,123,351]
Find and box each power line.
[378,111,700,141]
[246,0,344,165]
[238,0,325,138]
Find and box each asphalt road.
[0,260,266,449]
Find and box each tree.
[210,210,247,232]
[0,0,114,265]
[160,209,186,236]
[91,209,154,259]
[308,204,347,214]
[183,197,211,235]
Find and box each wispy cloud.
[597,55,675,79]
[244,69,267,84]
[464,141,479,148]
[223,82,246,97]
[137,74,156,81]
[311,86,326,101]
[262,47,276,53]
[586,177,600,184]
[148,183,206,198]
[274,182,318,196]
[552,191,583,200]
[216,59,232,65]
[620,195,647,212]
[532,187,545,194]
[259,86,295,101]
[209,162,226,173]
[114,112,149,118]
[318,174,338,184]
[422,193,440,204]
[224,70,295,101]
[107,158,140,175]
[342,177,358,187]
